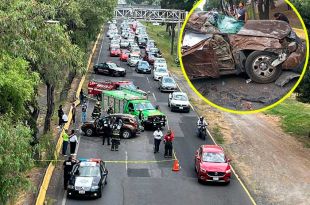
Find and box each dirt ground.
[192,73,298,111]
[172,71,310,205]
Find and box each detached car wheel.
[85,128,93,137]
[245,51,282,83]
[122,129,132,139]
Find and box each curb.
[35,26,104,205]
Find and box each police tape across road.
[34,159,175,163]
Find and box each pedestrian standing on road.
[164,129,175,158]
[236,2,247,22]
[81,101,87,123]
[62,129,69,156]
[153,127,163,153]
[71,103,76,125]
[102,118,112,146]
[58,105,64,128]
[79,89,85,104]
[62,113,68,128]
[63,155,78,190]
[69,130,78,154]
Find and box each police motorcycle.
[197,117,208,140]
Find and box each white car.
[168,92,190,113]
[120,39,129,48]
[153,66,169,81]
[127,54,141,67]
[107,30,118,39]
[154,58,167,70]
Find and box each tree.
[0,119,34,204]
[0,53,39,118]
[257,0,270,20]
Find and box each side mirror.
[155,105,159,110]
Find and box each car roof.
[173,92,187,96]
[109,113,136,118]
[201,145,224,153]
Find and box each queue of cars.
[71,18,232,200]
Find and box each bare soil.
[172,71,310,205]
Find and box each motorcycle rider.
[92,101,101,119]
[197,116,208,138]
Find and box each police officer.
[111,118,122,151]
[102,118,112,146]
[63,155,78,190]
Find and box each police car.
[67,158,108,198]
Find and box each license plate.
[213,177,219,181]
[79,190,85,194]
[179,107,183,109]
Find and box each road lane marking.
[147,77,150,84]
[96,34,105,64]
[166,118,170,130]
[152,92,157,101]
[61,191,67,205]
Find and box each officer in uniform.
[92,101,101,119]
[111,118,122,151]
[63,155,78,190]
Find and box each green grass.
[266,98,310,147]
[144,23,180,73]
[211,124,225,145]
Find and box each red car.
[110,47,121,57]
[143,53,155,65]
[194,145,231,184]
[120,49,130,61]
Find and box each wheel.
[85,128,93,137]
[122,129,132,139]
[224,180,231,185]
[245,51,282,83]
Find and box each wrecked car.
[182,12,306,84]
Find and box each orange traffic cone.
[172,159,180,172]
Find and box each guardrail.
[35,26,104,205]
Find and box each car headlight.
[91,185,99,190]
[67,185,74,189]
[200,168,207,173]
[226,169,231,174]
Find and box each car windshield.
[131,56,139,60]
[140,61,149,66]
[77,166,101,177]
[111,45,120,49]
[157,68,167,73]
[163,78,174,84]
[111,40,118,44]
[174,94,188,101]
[108,63,117,68]
[121,40,128,43]
[134,102,155,110]
[150,48,159,52]
[156,59,166,63]
[202,152,225,163]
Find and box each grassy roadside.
[144,23,181,75]
[266,97,310,147]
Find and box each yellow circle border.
[178,0,309,114]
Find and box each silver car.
[158,76,177,92]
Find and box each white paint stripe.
[166,118,170,130]
[96,35,104,64]
[147,77,150,84]
[75,136,81,154]
[152,93,157,101]
[61,191,67,205]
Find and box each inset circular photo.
[179,0,308,112]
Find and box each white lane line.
[147,77,150,84]
[166,118,170,130]
[152,93,157,101]
[96,35,104,64]
[125,151,128,171]
[61,191,67,205]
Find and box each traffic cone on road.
[172,159,180,172]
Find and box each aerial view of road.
[46,20,254,205]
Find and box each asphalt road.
[60,25,255,205]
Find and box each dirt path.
[172,71,310,205]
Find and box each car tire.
[85,128,93,137]
[225,180,231,185]
[122,129,132,139]
[245,51,282,84]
